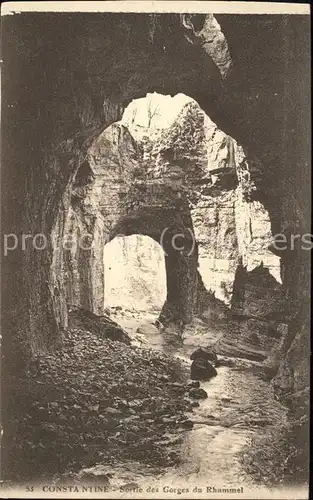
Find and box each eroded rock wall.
[52,91,284,346]
[123,94,282,308]
[2,13,309,412]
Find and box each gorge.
[1,10,310,494]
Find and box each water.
[78,310,291,498]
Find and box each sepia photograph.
[0,2,310,498]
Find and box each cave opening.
[56,90,283,335]
[103,234,167,319]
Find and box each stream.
[75,310,298,499]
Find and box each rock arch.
[50,92,281,336]
[2,13,310,406]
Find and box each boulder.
[190,359,217,381]
[190,347,218,364]
[136,323,159,335]
[68,306,131,344]
[187,381,200,389]
[189,401,200,408]
[78,465,110,485]
[189,387,208,399]
[180,419,194,429]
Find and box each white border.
[1,1,310,16]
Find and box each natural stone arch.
[2,12,310,485]
[51,92,281,336]
[109,207,199,327]
[3,13,309,366]
[3,12,233,364]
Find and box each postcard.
[0,2,310,499]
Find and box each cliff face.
[2,13,310,407]
[51,92,282,339]
[50,122,141,328]
[124,93,282,308]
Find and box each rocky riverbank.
[5,322,201,483]
[3,306,309,496]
